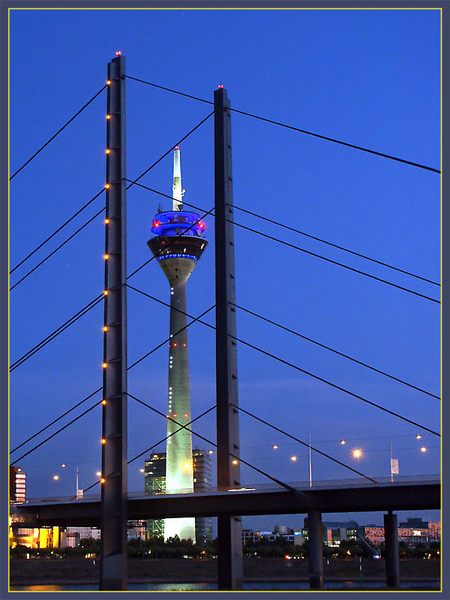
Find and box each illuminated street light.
[339,440,347,445]
[420,446,428,453]
[272,444,279,450]
[290,455,297,462]
[61,463,66,468]
[139,468,145,473]
[53,475,60,481]
[416,434,422,440]
[352,448,363,459]
[96,471,102,477]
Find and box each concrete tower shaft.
[147,150,208,541]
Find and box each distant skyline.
[10,8,440,528]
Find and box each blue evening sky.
[10,8,440,527]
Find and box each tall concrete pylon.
[148,147,208,541]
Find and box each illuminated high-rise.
[147,147,208,541]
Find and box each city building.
[144,448,213,544]
[144,453,166,539]
[147,147,208,542]
[363,521,440,546]
[9,465,26,504]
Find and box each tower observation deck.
[147,147,208,541]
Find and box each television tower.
[148,147,208,541]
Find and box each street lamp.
[351,448,363,460]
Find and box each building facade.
[144,448,213,544]
[10,466,26,504]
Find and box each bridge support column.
[214,85,243,591]
[100,53,128,591]
[384,511,400,588]
[308,510,324,589]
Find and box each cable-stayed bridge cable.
[10,206,106,291]
[10,295,104,372]
[10,84,107,180]
[234,303,439,400]
[12,400,102,463]
[10,207,213,370]
[125,112,214,190]
[126,75,440,174]
[128,181,439,304]
[232,204,440,287]
[10,306,213,457]
[80,405,217,495]
[127,392,298,493]
[10,189,105,274]
[10,388,102,454]
[11,113,212,276]
[234,404,377,483]
[126,284,440,437]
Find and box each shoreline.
[11,577,441,585]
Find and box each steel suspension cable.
[232,204,439,287]
[10,305,213,457]
[234,404,377,483]
[10,207,214,371]
[10,188,105,274]
[125,112,213,190]
[127,392,298,493]
[12,400,102,463]
[130,180,437,287]
[11,112,212,279]
[10,294,104,372]
[128,181,439,304]
[10,388,102,454]
[126,75,440,174]
[10,205,106,291]
[127,284,440,437]
[10,84,107,180]
[10,116,213,368]
[80,405,216,495]
[234,303,439,400]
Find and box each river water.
[13,581,440,591]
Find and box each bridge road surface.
[13,476,440,528]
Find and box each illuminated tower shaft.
[148,148,207,541]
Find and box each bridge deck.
[13,476,440,527]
